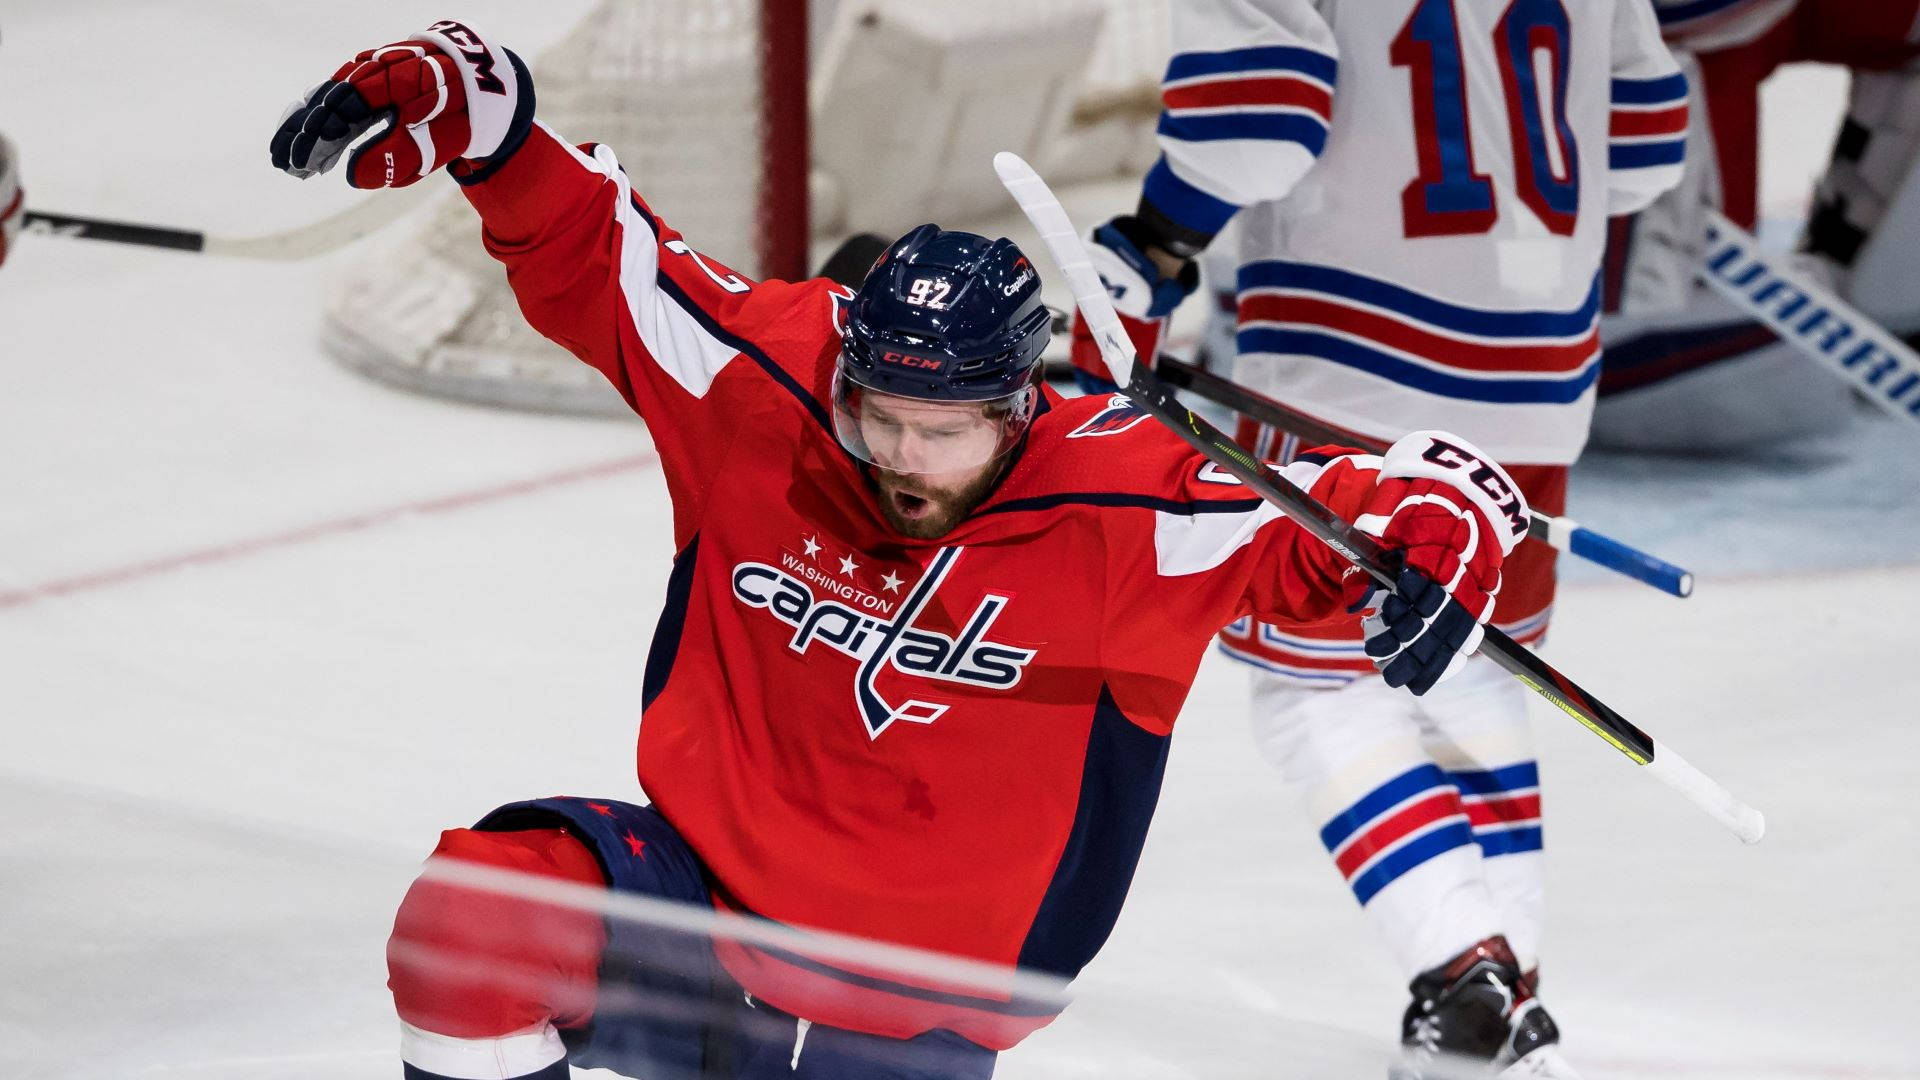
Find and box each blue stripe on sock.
[1351,822,1477,905]
[1319,764,1450,851]
[1449,761,1539,795]
[1474,825,1544,857]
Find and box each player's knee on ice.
[387,827,607,1038]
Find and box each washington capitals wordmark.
[731,545,1036,739]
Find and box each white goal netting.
[322,0,1171,417]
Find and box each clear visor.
[831,364,1036,476]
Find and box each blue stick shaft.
[1565,522,1694,597]
[1155,356,1696,598]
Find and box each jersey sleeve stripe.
[1655,0,1770,27]
[1609,141,1688,169]
[559,132,744,402]
[1605,67,1688,208]
[1162,44,1337,87]
[1610,104,1689,138]
[618,193,838,437]
[1610,72,1690,106]
[1162,75,1333,119]
[1155,109,1330,150]
[1151,454,1378,578]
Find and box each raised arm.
[269,20,835,536]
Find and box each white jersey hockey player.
[1068,0,1688,1075]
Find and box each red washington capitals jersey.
[459,124,1390,1049]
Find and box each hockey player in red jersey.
[272,19,1532,1080]
[1069,1,1689,1076]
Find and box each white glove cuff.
[412,21,521,160]
[1379,431,1530,557]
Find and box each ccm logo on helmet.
[881,351,945,371]
[1419,438,1529,539]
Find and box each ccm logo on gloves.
[426,20,507,94]
[1419,438,1528,540]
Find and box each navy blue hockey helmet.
[833,225,1051,474]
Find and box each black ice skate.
[1390,936,1581,1079]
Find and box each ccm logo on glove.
[425,21,507,94]
[1417,437,1528,543]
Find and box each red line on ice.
[0,453,654,610]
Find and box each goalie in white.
[1593,0,1920,451]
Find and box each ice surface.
[1,4,1915,1078]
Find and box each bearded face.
[855,392,1011,538]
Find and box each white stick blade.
[993,151,1136,387]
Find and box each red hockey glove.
[1347,432,1530,696]
[1069,216,1197,394]
[0,131,22,269]
[270,20,533,189]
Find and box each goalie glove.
[0,131,21,269]
[270,20,534,189]
[1347,433,1530,696]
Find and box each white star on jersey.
[838,554,860,576]
[880,571,904,593]
[802,536,822,559]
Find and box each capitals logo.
[1067,394,1149,438]
[731,546,1037,738]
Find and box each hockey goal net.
[323,0,1170,416]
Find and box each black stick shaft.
[1158,356,1551,539]
[22,211,207,252]
[1121,361,1658,765]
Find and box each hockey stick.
[19,181,434,260]
[1154,356,1696,598]
[997,151,1764,845]
[1699,210,1920,429]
